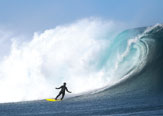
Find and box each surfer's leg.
[61,92,65,100]
[55,92,61,100]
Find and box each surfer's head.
[63,82,66,86]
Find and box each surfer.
[55,82,72,100]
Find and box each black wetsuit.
[55,85,70,100]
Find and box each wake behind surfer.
[55,82,72,100]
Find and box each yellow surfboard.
[46,98,61,102]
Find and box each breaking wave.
[0,18,162,103]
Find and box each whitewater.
[0,19,124,103]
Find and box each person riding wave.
[55,82,72,100]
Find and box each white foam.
[0,18,123,103]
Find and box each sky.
[0,0,163,35]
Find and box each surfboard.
[46,98,61,102]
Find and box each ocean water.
[0,22,163,115]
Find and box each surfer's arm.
[56,86,62,89]
[66,88,72,93]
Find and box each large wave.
[0,18,162,103]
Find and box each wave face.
[0,18,162,103]
[82,24,163,100]
[111,24,163,94]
